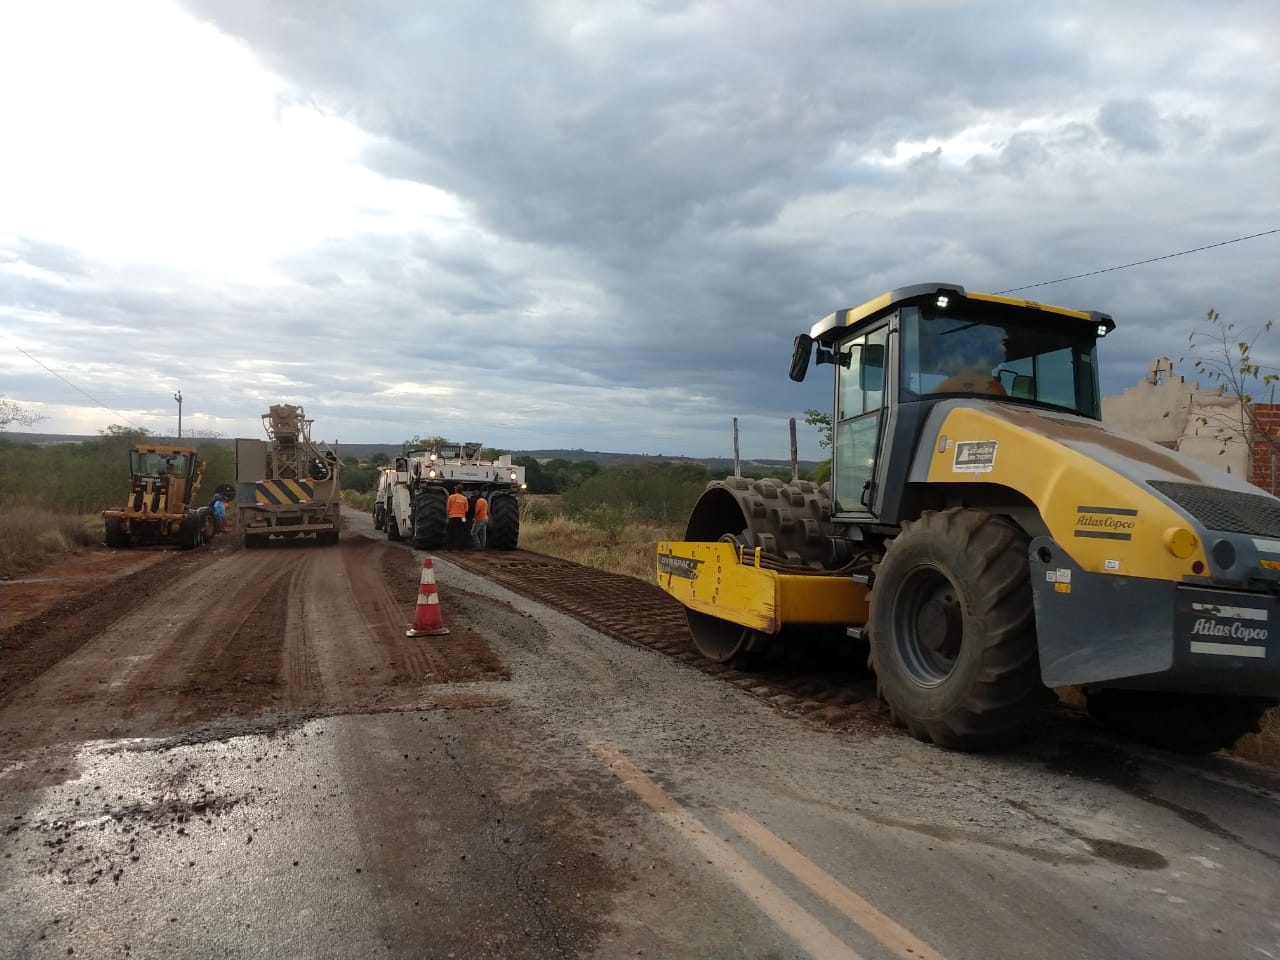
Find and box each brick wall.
[1252,403,1280,494]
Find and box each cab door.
[831,325,888,516]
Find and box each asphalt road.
[2,512,1279,959]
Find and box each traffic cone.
[406,557,450,637]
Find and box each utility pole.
[174,390,183,439]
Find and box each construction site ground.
[2,512,1279,960]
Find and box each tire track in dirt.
[344,539,509,687]
[125,550,292,727]
[0,551,199,701]
[2,536,510,761]
[282,562,323,709]
[1,547,280,751]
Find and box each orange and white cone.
[406,557,450,637]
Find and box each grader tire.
[1086,691,1276,755]
[373,503,385,531]
[411,489,448,550]
[488,495,520,550]
[104,516,130,548]
[386,506,402,542]
[867,508,1043,750]
[178,513,203,550]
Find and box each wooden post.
[733,417,741,477]
[789,417,798,481]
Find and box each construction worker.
[446,484,469,550]
[209,495,227,536]
[471,493,489,550]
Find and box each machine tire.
[488,494,520,550]
[679,478,840,663]
[684,476,835,568]
[867,508,1043,750]
[1085,690,1276,755]
[411,488,448,550]
[386,505,402,542]
[373,503,386,531]
[104,516,130,548]
[178,513,202,550]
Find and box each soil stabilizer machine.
[657,283,1280,752]
[235,404,341,547]
[376,441,525,550]
[103,443,207,549]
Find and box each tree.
[0,398,46,430]
[803,408,833,450]
[1183,310,1279,462]
[804,408,833,485]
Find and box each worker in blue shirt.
[210,494,227,535]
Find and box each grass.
[341,489,374,512]
[0,506,100,579]
[517,506,678,582]
[1232,707,1280,766]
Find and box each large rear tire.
[488,495,520,550]
[178,513,203,550]
[411,488,448,550]
[104,516,130,548]
[1086,690,1276,754]
[867,508,1043,750]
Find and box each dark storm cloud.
[1096,97,1163,153]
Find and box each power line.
[0,330,147,430]
[996,228,1280,294]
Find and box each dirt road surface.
[3,513,1279,960]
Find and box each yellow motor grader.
[103,443,207,549]
[657,283,1280,752]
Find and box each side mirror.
[861,343,885,392]
[789,334,814,382]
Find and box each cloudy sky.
[1,1,1277,459]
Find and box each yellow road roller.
[658,282,1280,752]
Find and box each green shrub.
[561,462,709,527]
[341,489,374,511]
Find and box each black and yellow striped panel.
[253,479,315,505]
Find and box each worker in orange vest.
[471,493,489,550]
[446,484,469,550]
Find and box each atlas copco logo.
[1191,619,1269,643]
[1076,515,1136,531]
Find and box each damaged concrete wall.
[1102,357,1251,479]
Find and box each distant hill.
[6,433,820,473]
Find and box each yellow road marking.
[721,808,946,960]
[592,743,864,960]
